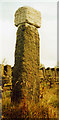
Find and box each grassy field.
[1,81,58,119]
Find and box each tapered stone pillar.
[12,6,41,104]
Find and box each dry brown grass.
[2,81,58,119]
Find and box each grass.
[2,87,58,119]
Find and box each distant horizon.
[0,62,58,69]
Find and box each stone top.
[14,6,41,28]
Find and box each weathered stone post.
[12,6,41,104]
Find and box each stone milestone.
[12,6,41,105]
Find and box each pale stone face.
[14,6,41,28]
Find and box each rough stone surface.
[12,23,40,103]
[14,6,41,28]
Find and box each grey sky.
[0,1,57,68]
[57,1,59,67]
[0,0,58,2]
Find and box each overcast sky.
[0,0,57,68]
